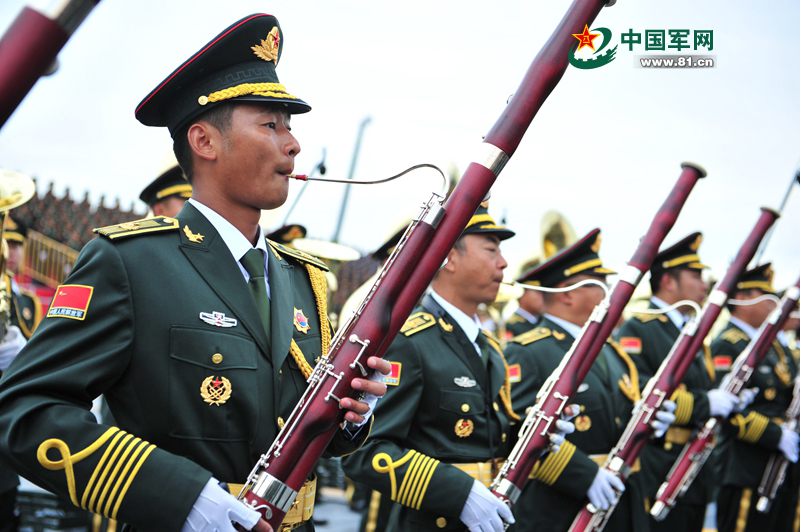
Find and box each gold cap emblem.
[252,26,280,65]
[200,376,232,406]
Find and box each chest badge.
[199,311,238,328]
[454,376,477,388]
[575,415,592,432]
[293,308,311,334]
[765,388,776,400]
[455,419,474,438]
[201,376,232,406]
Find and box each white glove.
[586,468,625,510]
[459,479,515,532]
[0,325,26,371]
[736,387,759,412]
[651,400,676,438]
[778,427,799,463]
[549,404,579,452]
[182,477,261,532]
[708,389,739,418]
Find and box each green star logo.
[569,26,617,70]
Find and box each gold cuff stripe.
[155,184,192,200]
[742,413,769,443]
[398,453,439,510]
[563,259,603,278]
[670,389,693,425]
[530,440,576,485]
[112,444,155,519]
[83,431,130,510]
[373,451,415,501]
[205,82,300,104]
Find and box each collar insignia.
[293,307,310,334]
[454,376,477,388]
[252,26,280,65]
[438,318,453,332]
[184,225,204,243]
[200,311,238,328]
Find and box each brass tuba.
[0,168,36,341]
[540,210,577,260]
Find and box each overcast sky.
[1,0,799,290]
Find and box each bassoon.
[236,0,617,528]
[649,273,800,519]
[757,370,800,512]
[569,207,780,532]
[0,0,101,128]
[490,162,705,509]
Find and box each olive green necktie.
[241,248,270,342]
[476,333,491,369]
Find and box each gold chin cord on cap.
[0,168,36,342]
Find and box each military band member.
[505,258,543,339]
[342,205,528,531]
[617,232,746,532]
[712,263,799,532]
[504,228,674,532]
[0,15,388,532]
[139,164,192,218]
[4,216,42,340]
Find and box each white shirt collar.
[651,296,686,330]
[729,315,757,340]
[430,290,482,349]
[544,313,582,339]
[515,307,539,325]
[188,199,270,293]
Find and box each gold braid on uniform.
[373,450,440,510]
[702,344,715,382]
[485,334,520,421]
[529,440,577,485]
[37,427,156,519]
[204,82,300,104]
[730,411,770,443]
[287,264,330,380]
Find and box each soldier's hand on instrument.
[650,400,676,438]
[550,404,579,452]
[778,426,799,463]
[182,478,270,532]
[708,389,739,418]
[587,469,624,511]
[0,325,25,371]
[460,479,514,531]
[341,356,390,425]
[735,387,759,412]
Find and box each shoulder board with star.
[633,313,668,324]
[513,327,553,346]
[400,312,436,336]
[267,241,329,272]
[721,328,750,345]
[93,216,179,240]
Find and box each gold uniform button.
[502,433,507,442]
[277,417,285,429]
[493,402,499,411]
[212,353,223,364]
[436,517,447,528]
[461,404,470,413]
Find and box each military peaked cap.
[139,165,192,207]
[461,203,515,241]
[651,231,709,276]
[518,228,615,287]
[736,263,776,294]
[135,14,310,135]
[4,216,27,243]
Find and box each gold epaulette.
[400,312,436,336]
[514,327,552,346]
[721,328,750,345]
[633,313,668,324]
[93,216,179,240]
[267,240,329,272]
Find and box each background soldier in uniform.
[505,258,543,339]
[0,15,388,532]
[616,232,749,532]
[343,205,544,531]
[139,164,192,218]
[504,228,675,532]
[712,264,800,532]
[4,216,41,340]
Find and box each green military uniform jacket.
[504,316,646,532]
[5,274,42,340]
[616,304,716,509]
[505,311,537,339]
[342,294,518,531]
[0,203,365,531]
[711,321,798,488]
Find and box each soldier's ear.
[187,122,218,162]
[441,248,460,274]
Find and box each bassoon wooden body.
[490,162,705,508]
[650,273,800,520]
[569,207,780,532]
[236,0,616,528]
